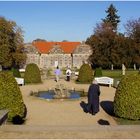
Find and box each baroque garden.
[0,3,140,139]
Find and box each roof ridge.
[32,41,81,54]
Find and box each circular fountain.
[32,84,83,100]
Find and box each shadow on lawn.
[97,101,115,125]
[100,101,140,125]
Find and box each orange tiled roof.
[32,41,81,54]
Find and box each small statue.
[122,64,126,75]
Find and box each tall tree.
[125,18,140,67]
[86,5,140,69]
[125,18,140,43]
[87,4,121,68]
[0,17,26,70]
[86,21,132,69]
[102,4,120,32]
[33,38,47,42]
[86,22,117,68]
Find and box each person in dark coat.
[80,80,100,115]
[87,79,100,114]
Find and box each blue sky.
[0,1,140,42]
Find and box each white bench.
[19,69,25,72]
[15,77,24,86]
[74,72,79,76]
[95,77,114,87]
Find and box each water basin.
[37,90,80,100]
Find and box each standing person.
[66,67,72,81]
[80,80,100,115]
[54,66,61,82]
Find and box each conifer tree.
[102,4,120,32]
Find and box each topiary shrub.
[114,74,140,120]
[77,64,93,83]
[24,63,41,84]
[62,67,67,75]
[47,68,52,76]
[11,68,21,78]
[94,67,102,77]
[0,71,27,122]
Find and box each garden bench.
[74,72,79,76]
[19,69,25,72]
[15,77,24,86]
[0,110,9,125]
[95,76,114,87]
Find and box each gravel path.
[20,79,116,126]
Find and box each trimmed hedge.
[0,71,26,122]
[11,68,21,78]
[77,64,93,83]
[24,63,41,84]
[114,74,140,120]
[94,67,102,77]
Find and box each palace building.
[24,41,92,68]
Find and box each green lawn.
[101,69,139,79]
[20,72,25,78]
[114,117,140,125]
